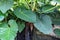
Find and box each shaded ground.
[16,28,60,40]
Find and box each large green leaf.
[0,0,14,13]
[54,28,60,36]
[8,19,18,33]
[17,22,25,33]
[41,5,57,13]
[14,7,36,23]
[0,20,18,40]
[34,15,53,34]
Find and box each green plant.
[0,0,60,40]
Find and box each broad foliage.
[0,0,60,40]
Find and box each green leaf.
[51,14,60,25]
[0,20,18,40]
[34,15,53,34]
[8,19,18,32]
[52,18,60,25]
[41,5,57,13]
[17,22,25,33]
[14,7,36,23]
[54,28,60,36]
[0,0,14,13]
[19,0,30,9]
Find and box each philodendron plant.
[0,0,60,40]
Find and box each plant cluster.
[0,0,60,40]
